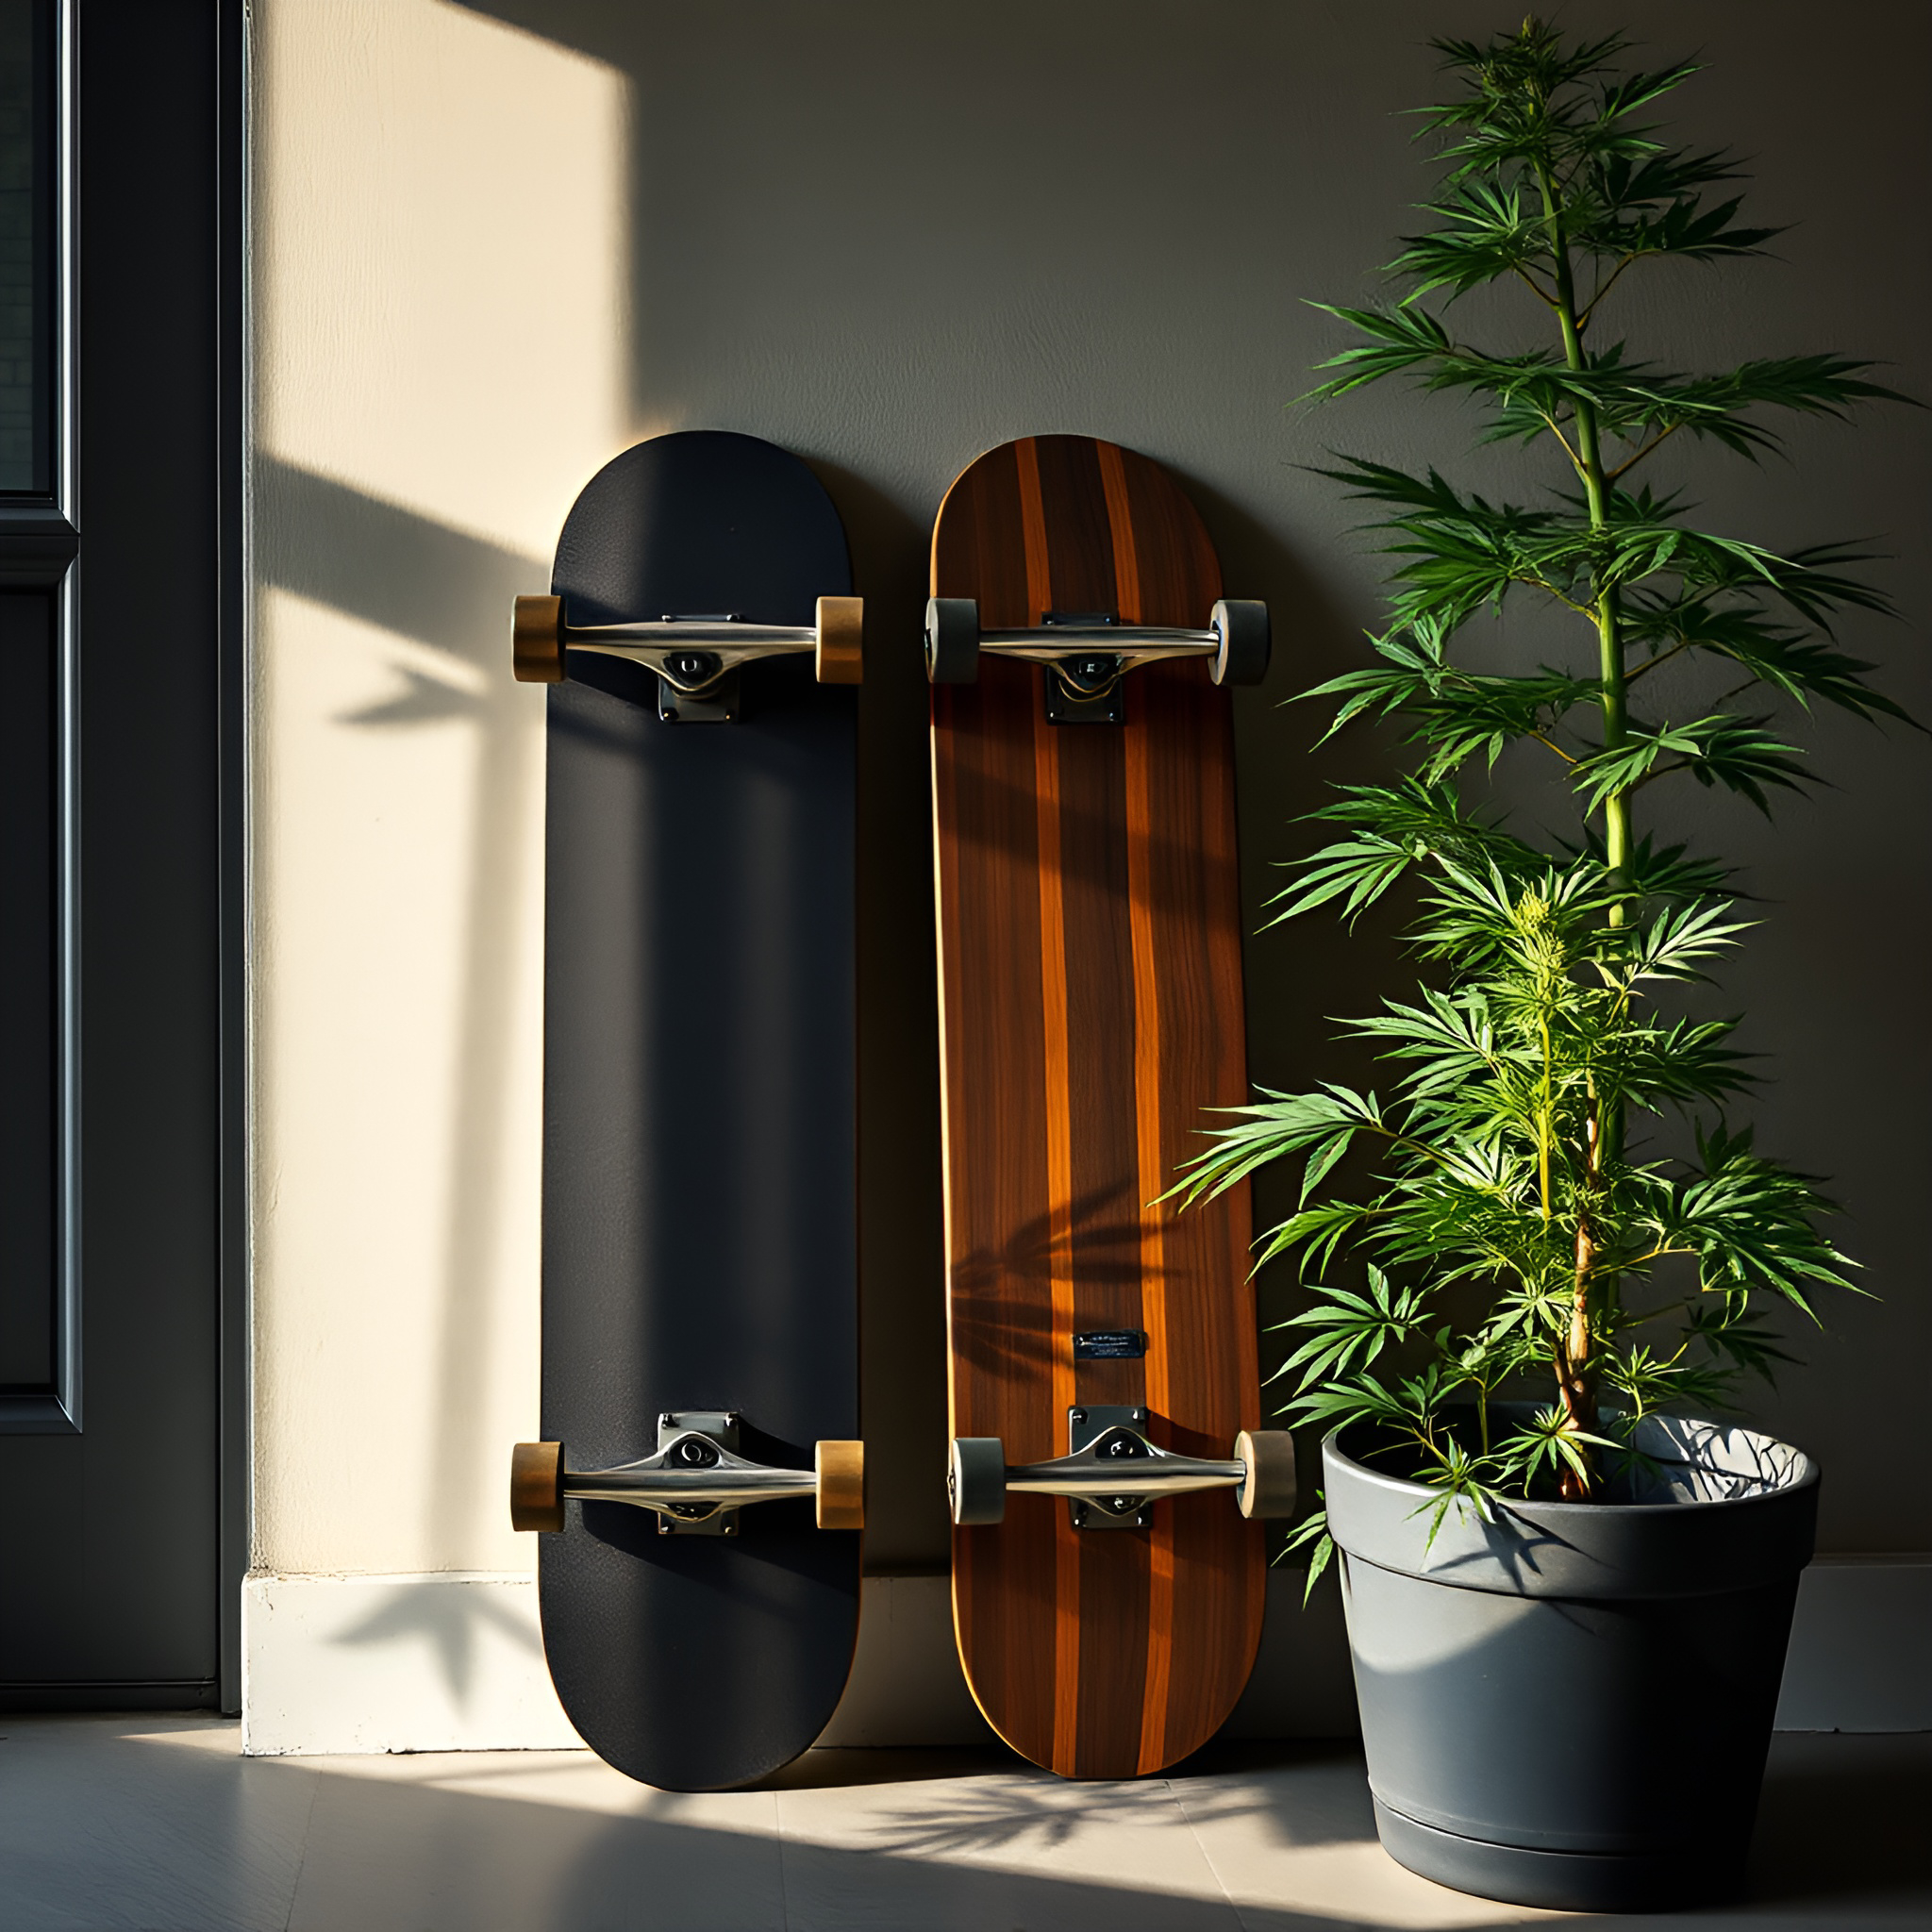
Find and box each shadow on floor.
[3,1719,1929,1931]
[1741,1733,1932,1907]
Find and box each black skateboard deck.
[509,431,863,1790]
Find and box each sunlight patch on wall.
[255,0,629,552]
[251,0,630,1575]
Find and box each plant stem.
[1537,159,1630,909]
[1538,1011,1554,1219]
[1538,155,1619,1485]
[1556,1098,1603,1496]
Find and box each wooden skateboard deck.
[930,435,1266,1777]
[519,431,861,1790]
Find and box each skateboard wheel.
[1233,1429,1297,1520]
[925,597,980,684]
[1208,599,1270,687]
[814,1439,866,1531]
[510,1441,565,1533]
[949,1436,1008,1525]
[815,596,864,686]
[513,595,566,684]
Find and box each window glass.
[0,0,51,494]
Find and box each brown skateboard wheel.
[513,594,565,684]
[510,1441,565,1533]
[814,595,864,685]
[1235,1429,1297,1520]
[814,1439,865,1530]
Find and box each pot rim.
[1322,1411,1819,1519]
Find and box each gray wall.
[462,0,1931,1566]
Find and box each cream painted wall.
[250,0,1930,1673]
[251,0,628,1574]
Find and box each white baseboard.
[242,1572,581,1756]
[242,1556,1931,1757]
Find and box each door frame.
[0,0,249,1718]
[215,0,248,1723]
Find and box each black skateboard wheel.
[949,1436,1008,1525]
[925,597,980,684]
[1234,1429,1297,1520]
[1209,598,1270,687]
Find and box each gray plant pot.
[1324,1411,1818,1912]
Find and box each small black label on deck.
[1074,1330,1146,1360]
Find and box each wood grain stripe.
[1015,440,1053,624]
[1124,698,1176,1774]
[1107,448,1177,1771]
[1021,450,1081,1773]
[1096,441,1142,625]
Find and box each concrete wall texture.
[247,0,1930,1736]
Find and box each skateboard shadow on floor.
[747,1744,1025,1791]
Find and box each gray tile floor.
[1,1717,1927,1930]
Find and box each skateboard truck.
[923,596,1269,722]
[510,1413,865,1538]
[512,594,863,723]
[948,1407,1296,1531]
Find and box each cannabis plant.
[1179,22,1910,1541]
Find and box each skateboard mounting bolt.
[1131,1408,1148,1424]
[659,1413,676,1430]
[1070,1407,1087,1424]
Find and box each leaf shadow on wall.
[257,453,544,1704]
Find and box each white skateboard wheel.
[1209,599,1270,687]
[1234,1429,1297,1520]
[815,596,864,685]
[949,1436,1008,1524]
[925,597,981,684]
[815,1439,866,1530]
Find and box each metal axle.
[975,624,1220,679]
[512,594,863,694]
[563,1434,819,1514]
[1005,1435,1246,1503]
[948,1407,1296,1530]
[511,1412,864,1537]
